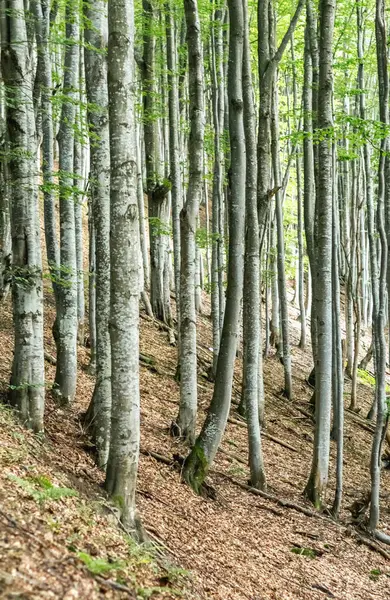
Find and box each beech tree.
[171,0,204,443]
[104,0,142,531]
[84,0,111,468]
[305,0,335,507]
[53,0,79,404]
[1,0,45,431]
[182,0,246,491]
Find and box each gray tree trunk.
[369,0,389,533]
[303,1,318,383]
[304,0,335,508]
[271,83,293,399]
[210,8,225,377]
[104,0,142,533]
[165,1,182,339]
[84,0,112,469]
[32,0,59,283]
[331,143,344,518]
[1,0,45,432]
[183,0,245,491]
[0,113,11,299]
[53,0,79,404]
[242,0,266,490]
[74,111,85,344]
[142,0,171,325]
[172,0,204,443]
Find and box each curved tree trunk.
[182,0,245,491]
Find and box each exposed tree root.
[351,528,390,561]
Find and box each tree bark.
[84,0,112,468]
[304,0,335,508]
[172,0,204,443]
[53,0,79,404]
[1,0,45,432]
[104,0,141,533]
[182,0,245,491]
[242,0,266,489]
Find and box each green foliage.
[126,536,155,565]
[291,546,318,559]
[357,369,390,395]
[196,227,223,250]
[77,551,124,575]
[149,217,171,237]
[8,381,46,392]
[162,566,191,585]
[8,474,78,505]
[369,568,382,581]
[7,265,42,289]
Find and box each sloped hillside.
[0,287,390,600]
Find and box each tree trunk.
[242,0,266,490]
[331,143,344,518]
[165,1,182,340]
[182,0,245,491]
[74,111,85,344]
[210,7,225,377]
[104,0,141,533]
[32,0,59,283]
[303,1,317,381]
[0,113,11,300]
[369,0,389,533]
[271,83,293,399]
[53,0,79,404]
[84,0,112,469]
[304,0,335,508]
[1,0,45,432]
[172,0,204,443]
[142,0,171,325]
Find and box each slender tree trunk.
[291,38,306,348]
[242,0,266,489]
[331,143,344,518]
[182,0,245,491]
[104,0,142,533]
[88,209,96,371]
[53,0,79,404]
[210,8,225,377]
[304,0,335,508]
[84,0,112,468]
[1,0,45,431]
[172,0,204,443]
[271,83,293,399]
[0,113,11,300]
[142,0,171,325]
[32,0,59,281]
[165,1,182,339]
[369,0,389,533]
[303,1,317,382]
[74,111,85,344]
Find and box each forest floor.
[1,274,390,599]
